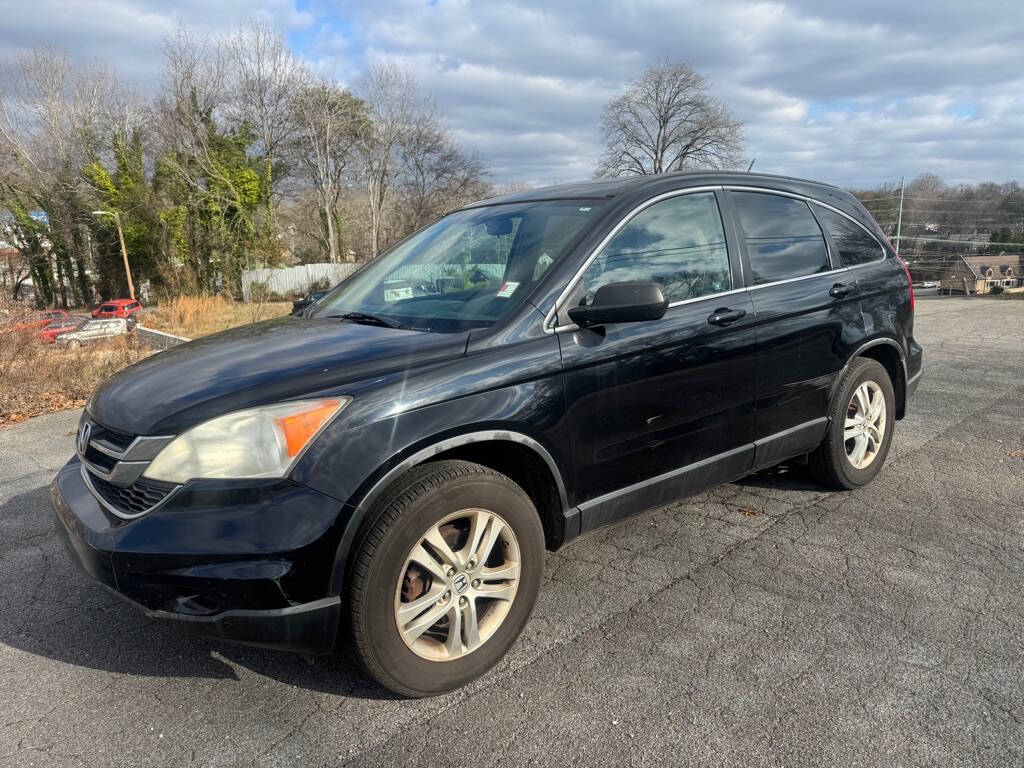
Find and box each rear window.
[812,205,883,266]
[731,192,830,284]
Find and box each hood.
[89,315,469,435]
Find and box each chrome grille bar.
[76,414,179,518]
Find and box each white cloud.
[2,0,1023,186]
[0,0,313,87]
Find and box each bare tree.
[0,47,119,305]
[224,21,310,236]
[596,61,743,177]
[291,82,368,262]
[153,26,228,177]
[153,27,257,291]
[396,121,488,233]
[0,213,34,301]
[357,62,420,257]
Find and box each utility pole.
[895,176,905,256]
[92,210,135,301]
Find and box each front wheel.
[347,460,544,697]
[810,358,895,489]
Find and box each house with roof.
[938,254,1024,294]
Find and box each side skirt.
[574,418,828,537]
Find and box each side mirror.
[567,281,668,327]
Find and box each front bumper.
[51,457,349,654]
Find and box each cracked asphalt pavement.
[1,298,1022,767]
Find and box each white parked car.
[56,318,129,347]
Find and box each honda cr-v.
[53,172,922,696]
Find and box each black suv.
[52,172,922,696]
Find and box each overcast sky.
[2,0,1022,188]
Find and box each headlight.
[142,398,349,483]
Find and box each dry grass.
[143,295,292,339]
[994,287,1024,300]
[0,295,295,428]
[0,331,154,426]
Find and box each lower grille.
[86,470,178,518]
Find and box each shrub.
[0,332,152,425]
[248,281,272,303]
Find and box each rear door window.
[731,192,830,284]
[811,205,884,266]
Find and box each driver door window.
[562,192,731,322]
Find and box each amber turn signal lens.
[274,399,342,457]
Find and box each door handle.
[829,282,857,298]
[707,308,747,327]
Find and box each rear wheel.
[347,460,544,697]
[810,358,895,489]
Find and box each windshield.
[311,200,603,332]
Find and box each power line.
[856,194,1024,203]
[900,236,1024,247]
[859,205,1024,214]
[901,260,1019,264]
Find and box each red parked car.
[37,316,86,343]
[91,299,142,320]
[10,309,69,332]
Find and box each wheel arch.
[833,337,907,419]
[328,429,571,596]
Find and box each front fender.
[288,335,572,596]
[320,425,571,596]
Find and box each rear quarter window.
[812,204,884,266]
[731,191,830,284]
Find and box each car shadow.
[733,460,827,492]
[0,484,398,700]
[3,467,826,701]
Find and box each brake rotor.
[400,522,464,602]
[401,567,428,602]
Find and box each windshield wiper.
[325,311,407,330]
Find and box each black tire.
[809,358,895,490]
[347,459,544,697]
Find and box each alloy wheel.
[394,508,520,661]
[844,380,886,470]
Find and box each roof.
[464,170,846,208]
[960,254,1024,278]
